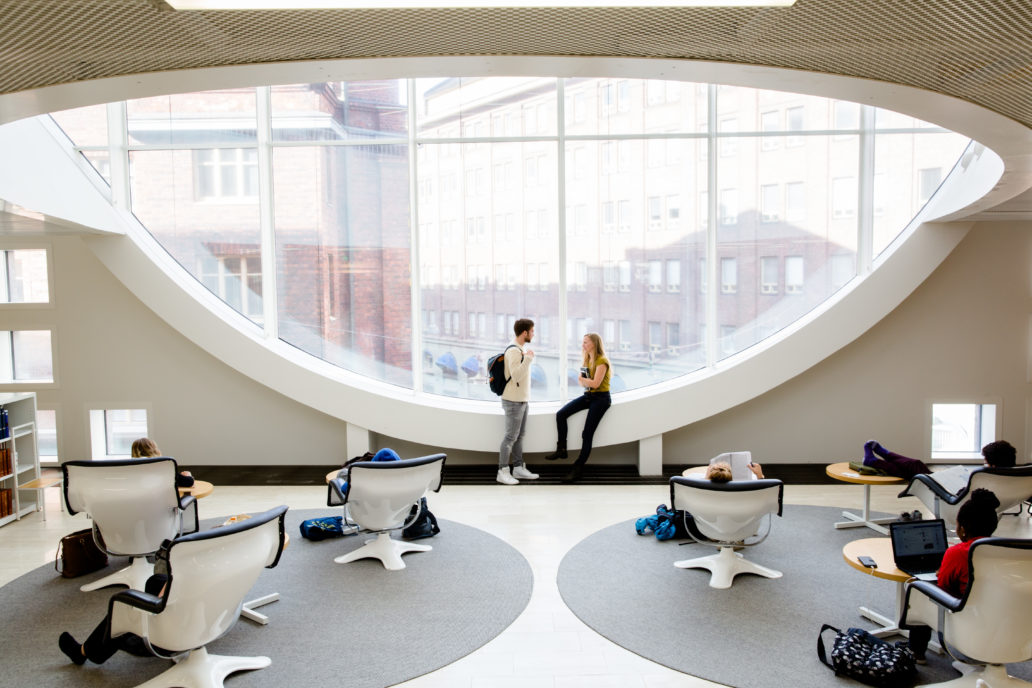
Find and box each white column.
[638,433,663,476]
[346,422,370,460]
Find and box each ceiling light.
[167,0,795,8]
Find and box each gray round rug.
[557,504,1032,688]
[2,509,533,688]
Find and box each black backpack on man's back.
[487,344,521,395]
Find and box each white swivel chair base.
[918,664,1031,688]
[132,647,270,688]
[674,546,783,589]
[81,556,154,592]
[334,532,432,570]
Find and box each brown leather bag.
[55,528,108,578]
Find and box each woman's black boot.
[544,443,567,460]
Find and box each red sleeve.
[937,540,973,597]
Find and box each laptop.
[889,519,949,581]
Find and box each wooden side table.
[178,479,214,499]
[842,537,941,652]
[826,462,902,534]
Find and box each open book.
[710,451,757,481]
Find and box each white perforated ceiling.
[0,0,1030,129]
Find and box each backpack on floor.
[635,503,694,541]
[402,497,441,540]
[817,624,917,687]
[300,516,349,541]
[487,345,521,396]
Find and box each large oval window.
[50,77,969,403]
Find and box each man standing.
[498,318,539,485]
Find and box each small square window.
[90,409,148,460]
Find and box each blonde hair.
[582,332,607,368]
[706,462,733,483]
[131,437,161,458]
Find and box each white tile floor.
[2,481,1029,687]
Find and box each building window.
[699,257,707,294]
[603,319,616,343]
[666,194,680,227]
[666,323,680,353]
[618,261,631,292]
[760,184,781,222]
[0,249,49,303]
[785,255,804,294]
[720,257,737,294]
[648,321,662,354]
[601,201,615,232]
[760,256,778,294]
[572,261,587,291]
[0,330,53,382]
[648,196,663,229]
[36,409,58,460]
[786,106,804,147]
[199,255,263,322]
[89,408,148,460]
[603,261,618,291]
[832,177,858,218]
[666,259,681,293]
[194,148,258,200]
[648,260,662,292]
[931,403,996,460]
[719,188,738,225]
[617,200,632,233]
[618,319,632,351]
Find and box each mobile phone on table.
[858,555,877,568]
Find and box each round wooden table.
[826,462,902,534]
[178,479,214,499]
[842,537,941,652]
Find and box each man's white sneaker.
[512,465,539,480]
[496,469,519,485]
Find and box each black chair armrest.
[109,588,166,615]
[178,495,199,534]
[901,578,964,630]
[898,473,960,502]
[327,476,347,507]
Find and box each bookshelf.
[0,392,40,527]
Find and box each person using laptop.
[902,488,1001,663]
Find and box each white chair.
[62,458,199,592]
[898,466,1032,530]
[900,537,1032,688]
[327,453,445,570]
[107,504,288,688]
[669,476,784,589]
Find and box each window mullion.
[256,86,278,339]
[408,78,424,394]
[557,77,569,405]
[705,84,718,368]
[857,105,875,276]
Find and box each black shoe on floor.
[544,448,568,461]
[59,632,86,665]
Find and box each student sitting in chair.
[902,488,1001,663]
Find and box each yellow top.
[588,354,611,393]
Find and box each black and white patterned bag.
[817,624,917,687]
